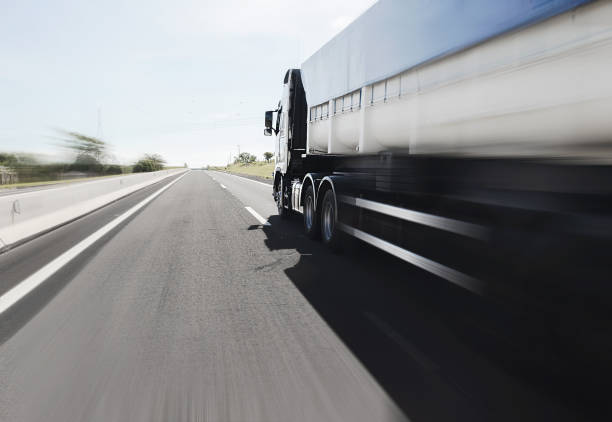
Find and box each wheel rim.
[305,195,314,230]
[322,197,334,241]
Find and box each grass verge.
[210,162,274,179]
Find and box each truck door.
[277,108,287,172]
[276,87,289,174]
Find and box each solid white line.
[220,184,226,189]
[339,223,484,294]
[221,172,272,187]
[245,206,271,226]
[0,171,189,316]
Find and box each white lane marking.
[245,206,271,226]
[364,312,439,372]
[0,171,189,316]
[220,184,226,189]
[219,172,272,187]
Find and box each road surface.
[0,170,589,421]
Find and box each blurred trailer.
[264,0,612,383]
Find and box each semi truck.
[263,0,612,365]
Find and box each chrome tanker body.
[264,0,612,378]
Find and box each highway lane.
[0,170,405,422]
[0,170,592,421]
[206,171,274,221]
[202,171,591,421]
[0,174,185,297]
[0,173,189,351]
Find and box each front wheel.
[275,177,289,219]
[320,188,342,251]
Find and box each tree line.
[0,131,170,185]
[233,151,274,165]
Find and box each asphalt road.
[0,170,593,421]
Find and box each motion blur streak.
[0,172,406,422]
[0,171,188,315]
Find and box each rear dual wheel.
[320,189,342,250]
[303,185,342,250]
[303,185,319,239]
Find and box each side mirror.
[265,111,273,129]
[264,128,272,136]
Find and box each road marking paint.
[364,312,439,372]
[0,171,189,316]
[245,206,271,226]
[220,184,226,189]
[219,172,272,187]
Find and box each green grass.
[210,161,274,179]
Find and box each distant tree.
[184,162,188,168]
[0,153,18,166]
[133,154,166,172]
[61,131,107,163]
[237,152,249,164]
[236,152,256,165]
[133,160,155,173]
[263,152,273,163]
[56,130,109,174]
[0,153,38,167]
[145,154,166,168]
[104,164,122,175]
[71,153,103,173]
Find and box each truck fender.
[316,175,348,211]
[300,173,326,208]
[273,169,284,196]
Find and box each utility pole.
[237,145,240,157]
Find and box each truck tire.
[320,188,342,251]
[275,177,289,219]
[303,185,319,239]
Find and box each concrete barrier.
[0,169,187,251]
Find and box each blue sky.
[0,0,376,166]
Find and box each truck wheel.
[303,185,319,239]
[320,188,342,250]
[275,177,288,219]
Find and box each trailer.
[264,0,612,368]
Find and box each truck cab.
[264,69,307,215]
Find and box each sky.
[0,0,377,167]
